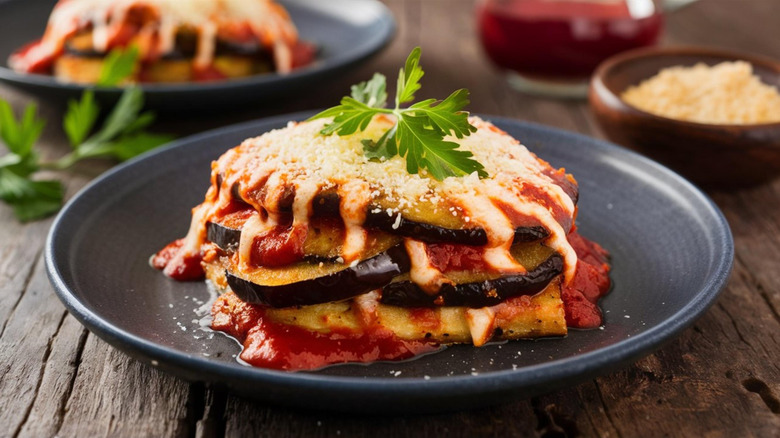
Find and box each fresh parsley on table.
[0,47,173,222]
[310,47,488,181]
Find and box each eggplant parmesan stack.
[9,0,314,83]
[153,116,611,371]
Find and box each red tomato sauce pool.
[211,292,439,371]
[562,231,611,328]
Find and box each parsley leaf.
[397,113,485,179]
[0,169,63,222]
[351,73,388,108]
[310,47,487,180]
[52,87,174,168]
[0,102,63,221]
[0,48,172,221]
[317,97,385,137]
[97,45,139,87]
[0,100,45,158]
[396,47,423,105]
[63,90,99,147]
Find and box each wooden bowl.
[589,46,780,188]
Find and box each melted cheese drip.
[487,181,577,282]
[238,212,276,271]
[465,307,496,347]
[451,192,527,274]
[11,0,298,72]
[404,239,453,294]
[338,180,371,264]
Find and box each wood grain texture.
[1,0,779,437]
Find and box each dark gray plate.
[45,112,733,414]
[0,0,394,110]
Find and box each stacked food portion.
[153,49,610,370]
[10,0,314,83]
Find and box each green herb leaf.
[409,88,477,139]
[396,113,485,179]
[63,90,99,147]
[91,86,144,142]
[63,87,170,163]
[361,124,397,161]
[0,100,45,157]
[351,73,387,108]
[396,47,423,106]
[0,168,63,221]
[1,85,171,221]
[98,46,139,87]
[94,132,175,162]
[311,97,384,136]
[314,47,486,180]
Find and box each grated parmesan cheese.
[621,61,780,125]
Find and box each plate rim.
[0,0,396,95]
[44,111,734,408]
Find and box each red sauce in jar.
[212,292,439,371]
[477,0,663,80]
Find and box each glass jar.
[477,0,664,98]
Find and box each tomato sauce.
[426,243,489,272]
[192,65,229,82]
[151,238,205,281]
[9,40,58,74]
[212,292,438,371]
[561,231,611,328]
[291,41,316,69]
[249,225,306,267]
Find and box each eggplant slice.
[206,210,548,251]
[207,221,241,251]
[226,245,411,308]
[380,253,563,308]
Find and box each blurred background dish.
[477,0,664,98]
[0,0,395,111]
[589,46,780,188]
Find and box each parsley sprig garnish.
[310,47,487,180]
[0,47,173,221]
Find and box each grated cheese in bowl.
[620,61,780,125]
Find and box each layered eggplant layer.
[54,28,297,83]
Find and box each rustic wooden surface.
[1,0,779,436]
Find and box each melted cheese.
[404,239,453,294]
[465,307,496,347]
[237,212,276,271]
[338,180,370,264]
[10,0,298,72]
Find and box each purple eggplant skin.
[366,211,547,245]
[379,253,563,308]
[228,187,549,245]
[225,245,411,308]
[208,215,547,252]
[207,221,241,251]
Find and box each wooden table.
[1,0,779,436]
